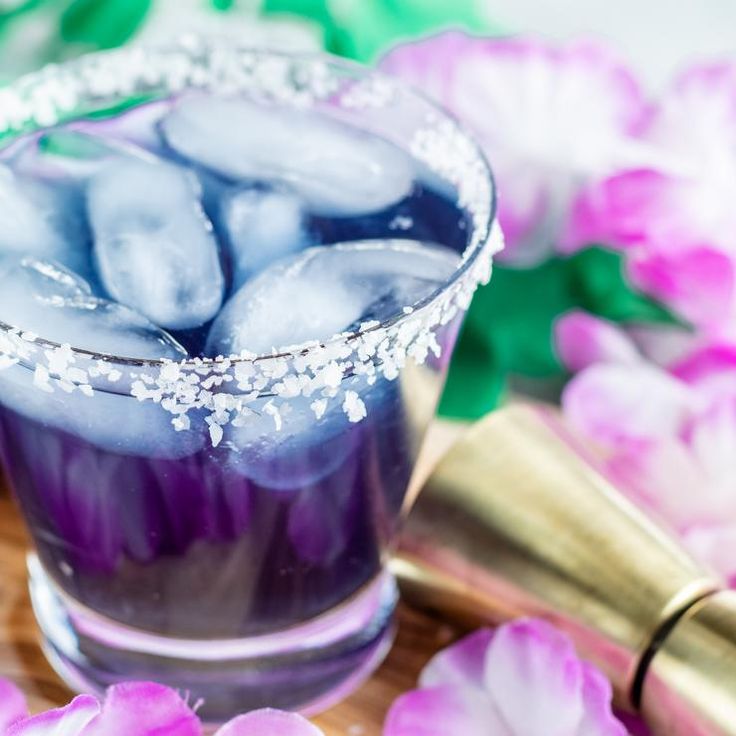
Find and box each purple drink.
[0,42,500,721]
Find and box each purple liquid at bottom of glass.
[0,378,414,640]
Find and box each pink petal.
[641,64,736,257]
[627,247,735,327]
[214,709,324,736]
[0,680,28,732]
[419,628,495,691]
[80,683,200,736]
[381,34,646,262]
[672,343,736,394]
[576,664,627,736]
[604,438,708,530]
[560,168,697,254]
[686,397,736,519]
[682,523,736,584]
[554,310,640,373]
[626,324,697,368]
[8,696,99,736]
[384,685,506,736]
[444,36,645,137]
[483,619,584,736]
[380,30,472,106]
[562,362,694,446]
[648,61,736,166]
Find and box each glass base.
[28,554,397,723]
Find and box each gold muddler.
[395,404,736,736]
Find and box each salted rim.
[0,38,498,369]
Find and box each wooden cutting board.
[0,487,461,736]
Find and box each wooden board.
[0,487,460,735]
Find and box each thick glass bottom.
[28,554,397,723]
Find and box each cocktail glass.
[0,39,500,722]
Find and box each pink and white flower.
[384,618,625,736]
[0,681,323,736]
[557,310,736,583]
[558,61,736,560]
[211,710,324,736]
[0,680,27,733]
[381,33,647,264]
[562,63,736,332]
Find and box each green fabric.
[439,247,680,419]
[60,0,152,50]
[262,0,497,61]
[261,0,346,55]
[439,322,507,419]
[0,0,49,28]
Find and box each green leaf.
[328,0,491,62]
[0,0,49,28]
[210,0,236,10]
[61,0,152,49]
[262,0,499,62]
[261,0,347,55]
[438,320,506,419]
[466,257,574,378]
[439,247,681,419]
[567,246,677,324]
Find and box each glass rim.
[0,38,499,369]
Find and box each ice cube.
[216,359,400,491]
[0,163,91,278]
[88,157,225,330]
[205,239,457,488]
[0,257,202,458]
[0,257,186,359]
[5,130,161,288]
[220,393,361,491]
[205,239,460,357]
[206,262,362,357]
[219,185,313,290]
[161,95,415,216]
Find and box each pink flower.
[0,681,323,736]
[211,710,325,736]
[562,62,736,331]
[627,246,734,328]
[561,169,692,253]
[561,168,736,330]
[554,310,640,373]
[380,33,647,264]
[646,62,736,170]
[384,619,625,736]
[570,61,736,245]
[556,310,736,581]
[0,681,27,732]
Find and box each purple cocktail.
[0,41,500,721]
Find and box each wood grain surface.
[0,486,460,735]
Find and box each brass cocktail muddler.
[395,404,736,736]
